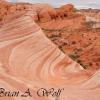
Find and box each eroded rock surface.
[0,9,100,100]
[0,1,100,100]
[0,1,84,24]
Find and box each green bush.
[69,53,79,61]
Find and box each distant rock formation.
[60,4,74,12]
[0,1,86,24]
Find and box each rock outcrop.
[60,4,74,12]
[0,1,85,24]
[0,1,100,99]
[0,9,100,100]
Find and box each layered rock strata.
[0,12,100,100]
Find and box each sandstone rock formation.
[0,8,100,100]
[0,1,84,24]
[55,4,74,19]
[0,1,10,21]
[0,1,99,70]
[60,4,74,12]
[0,1,100,99]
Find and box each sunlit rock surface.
[0,11,100,100]
[0,1,84,24]
[0,1,100,100]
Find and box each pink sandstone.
[0,11,100,100]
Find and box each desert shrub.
[77,60,88,69]
[69,53,79,61]
[83,21,96,28]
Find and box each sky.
[7,0,100,9]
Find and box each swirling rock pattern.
[0,10,100,100]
